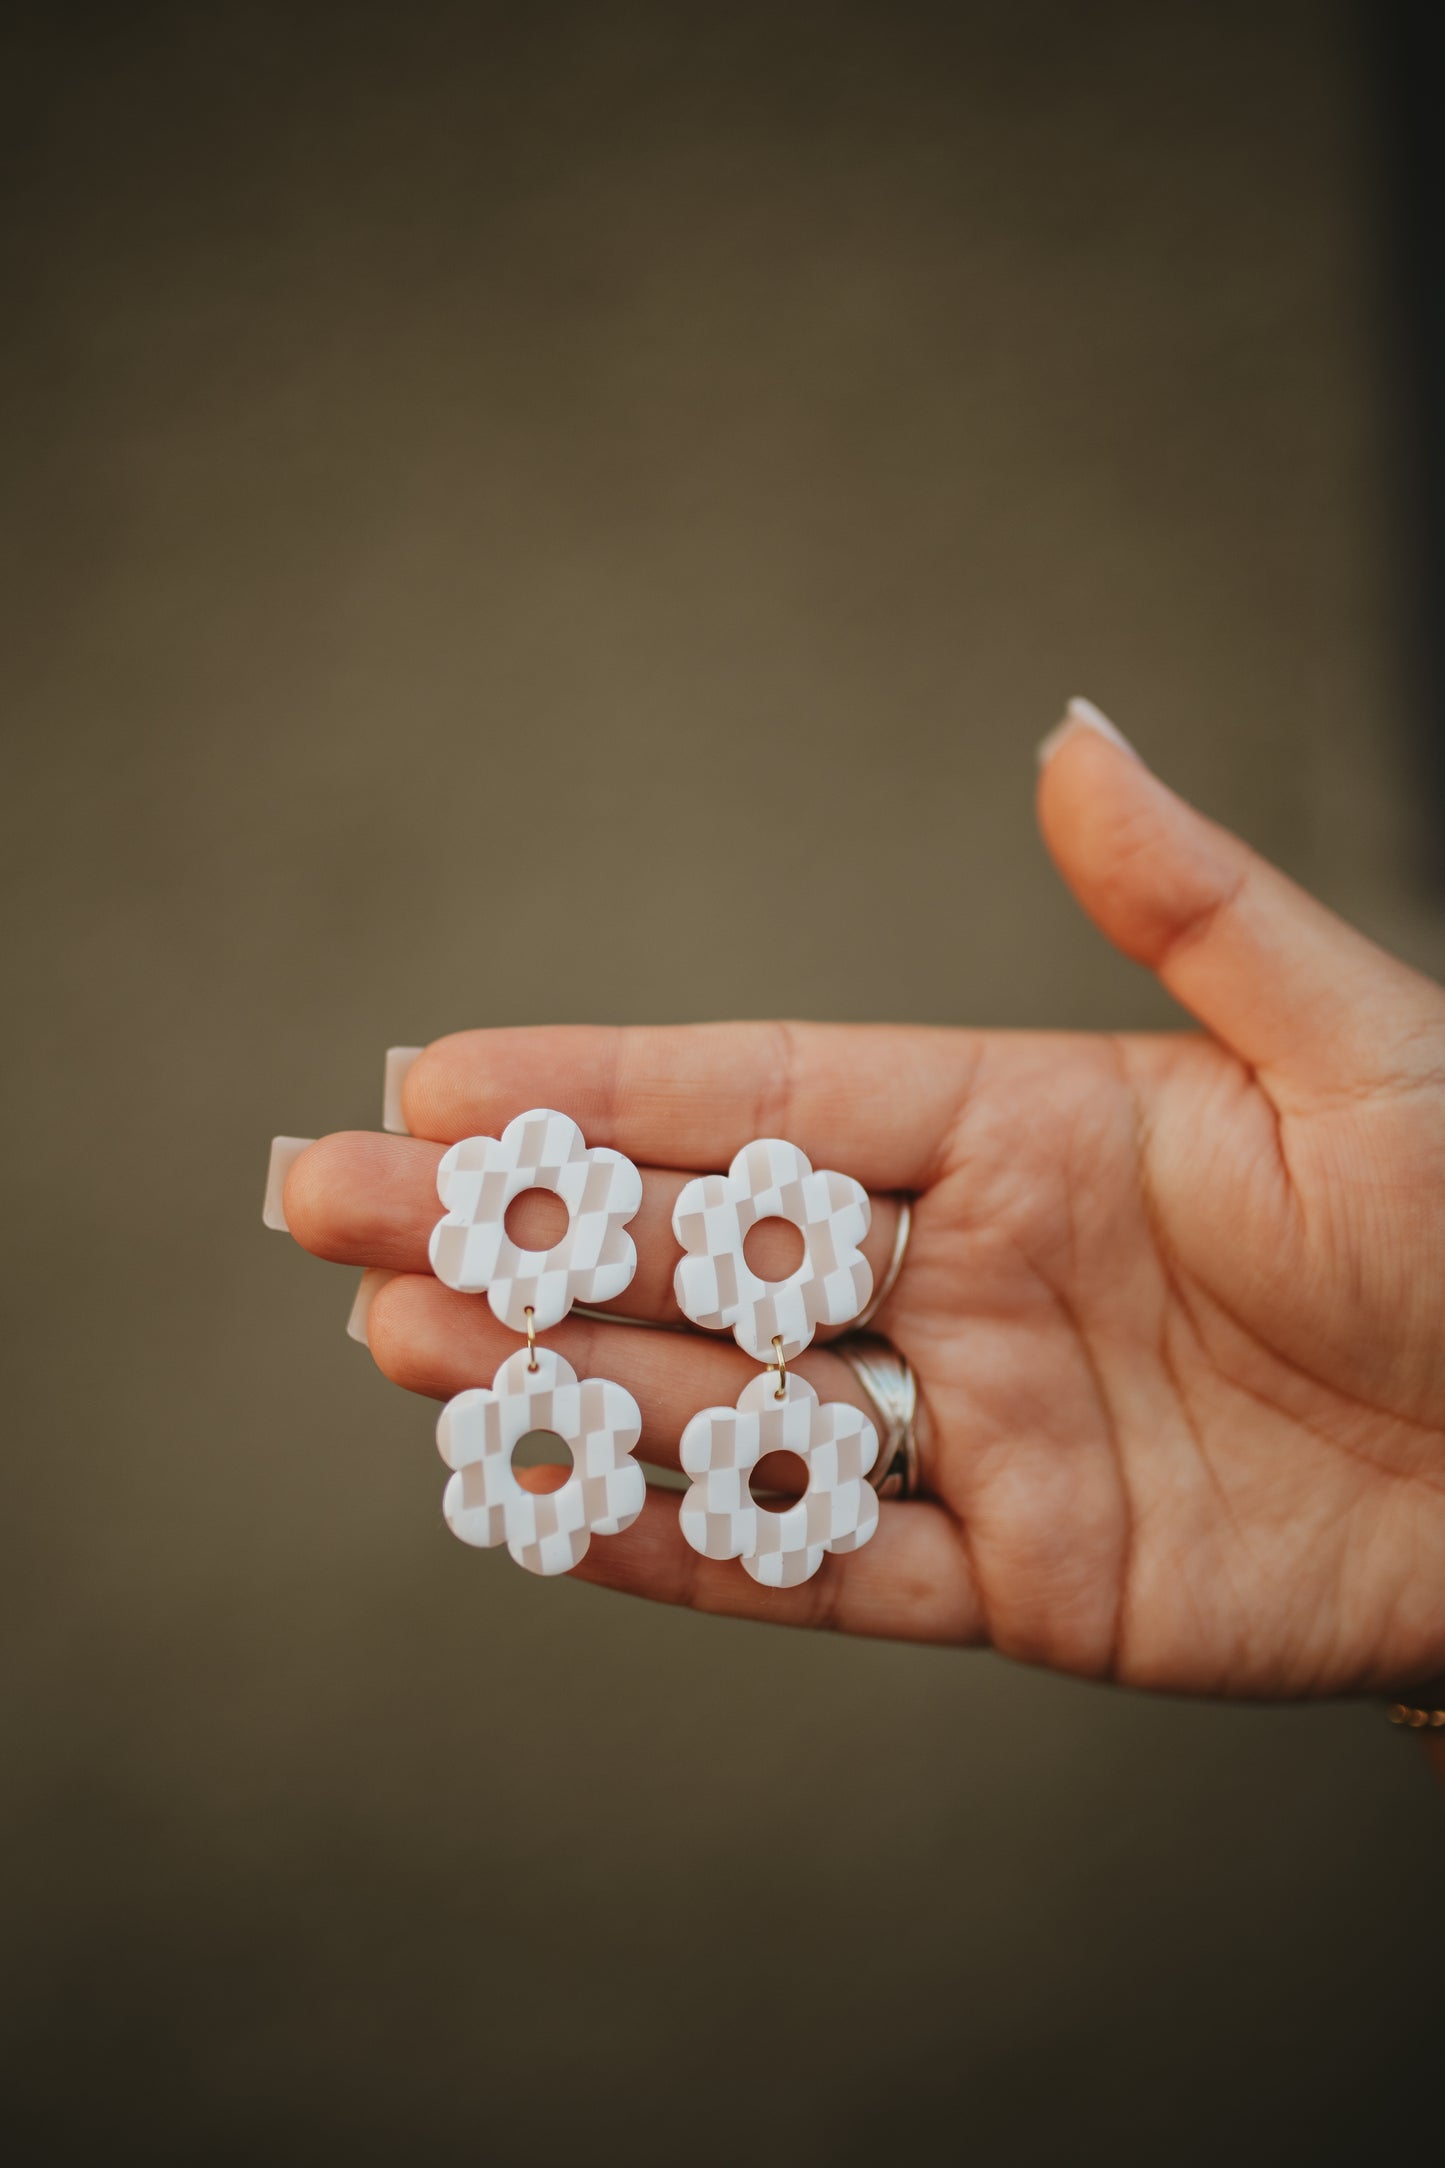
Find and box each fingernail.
[347,1266,397,1344]
[262,1136,317,1231]
[383,1047,423,1135]
[1037,696,1141,768]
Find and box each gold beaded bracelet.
[1386,1703,1445,1729]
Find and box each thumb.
[1035,698,1443,1104]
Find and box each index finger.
[401,1022,979,1190]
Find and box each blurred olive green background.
[3,2,1443,2161]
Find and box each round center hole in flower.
[742,1215,806,1282]
[511,1428,575,1495]
[504,1187,571,1249]
[749,1448,809,1514]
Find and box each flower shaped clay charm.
[672,1138,872,1362]
[678,1370,879,1588]
[437,1346,645,1577]
[429,1108,642,1333]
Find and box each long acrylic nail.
[263,1136,317,1231]
[383,1047,423,1135]
[347,1267,398,1344]
[1036,696,1141,768]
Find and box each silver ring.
[854,1197,912,1330]
[838,1334,921,1499]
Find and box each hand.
[282,704,1445,1705]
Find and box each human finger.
[282,1133,910,1333]
[361,1272,932,1493]
[1037,700,1445,1106]
[565,1484,980,1645]
[398,1022,975,1190]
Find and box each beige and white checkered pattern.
[429,1108,642,1333]
[437,1346,645,1577]
[672,1138,872,1362]
[678,1370,879,1588]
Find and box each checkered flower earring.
[431,1110,646,1577]
[671,1139,881,1587]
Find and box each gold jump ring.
[771,1333,787,1400]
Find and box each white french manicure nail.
[1036,696,1141,768]
[383,1046,423,1135]
[347,1266,398,1345]
[263,1136,317,1231]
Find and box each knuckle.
[410,1033,478,1120]
[1086,795,1173,914]
[1088,796,1243,970]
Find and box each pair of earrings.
[432,1109,881,1586]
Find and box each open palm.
[283,714,1445,1699]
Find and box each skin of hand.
[282,703,1445,1754]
